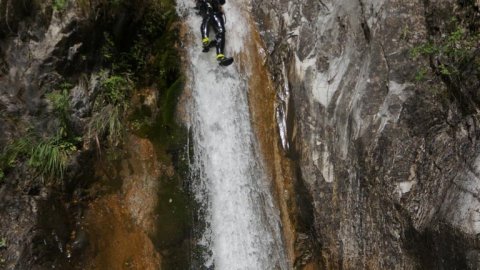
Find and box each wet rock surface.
[253,0,480,268]
[0,1,187,269]
[0,4,87,268]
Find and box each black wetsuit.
[197,0,226,56]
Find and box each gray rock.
[0,2,146,269]
[253,0,480,268]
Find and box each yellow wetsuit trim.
[202,37,210,44]
[216,54,225,60]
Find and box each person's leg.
[200,15,211,51]
[211,12,225,60]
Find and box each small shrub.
[101,33,116,63]
[88,73,132,148]
[47,84,72,137]
[0,238,6,249]
[411,20,479,79]
[415,67,429,81]
[0,136,33,168]
[88,105,124,147]
[53,0,68,11]
[100,75,131,105]
[47,83,71,112]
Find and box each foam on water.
[176,0,288,269]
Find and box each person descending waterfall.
[195,0,234,66]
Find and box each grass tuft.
[28,136,77,179]
[88,73,132,148]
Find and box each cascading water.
[176,0,289,269]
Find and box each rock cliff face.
[0,1,187,269]
[252,0,480,268]
[0,2,96,268]
[2,0,479,268]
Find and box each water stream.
[176,1,288,269]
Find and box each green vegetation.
[410,4,479,114]
[28,136,77,179]
[47,83,72,137]
[119,1,191,268]
[100,33,116,67]
[0,238,6,248]
[0,133,78,180]
[98,0,182,84]
[0,0,190,267]
[88,73,132,148]
[33,82,78,180]
[129,0,183,125]
[414,67,429,82]
[93,0,183,138]
[0,136,33,173]
[97,0,184,148]
[0,82,79,181]
[411,22,479,77]
[0,237,5,265]
[0,0,183,182]
[52,0,68,11]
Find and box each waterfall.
[176,0,288,269]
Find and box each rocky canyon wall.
[1,0,479,269]
[0,1,187,269]
[252,0,480,268]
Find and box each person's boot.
[203,38,218,53]
[202,37,211,52]
[217,53,234,66]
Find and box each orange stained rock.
[82,194,161,270]
[239,17,298,268]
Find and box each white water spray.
[176,0,288,269]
